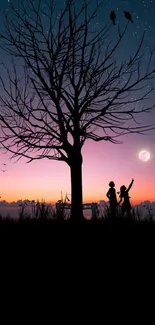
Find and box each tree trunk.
[69,152,85,221]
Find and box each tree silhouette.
[0,0,154,220]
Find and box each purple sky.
[0,0,154,207]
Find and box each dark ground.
[0,216,154,278]
[0,216,155,242]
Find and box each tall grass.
[0,196,154,223]
[18,199,57,220]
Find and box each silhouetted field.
[1,212,154,258]
[0,214,155,226]
[0,200,154,230]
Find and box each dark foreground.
[0,215,154,223]
[0,215,155,229]
[1,216,154,264]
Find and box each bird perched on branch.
[124,11,133,23]
[110,10,116,25]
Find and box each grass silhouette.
[0,200,154,226]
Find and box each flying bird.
[1,170,7,172]
[124,11,133,23]
[2,163,7,166]
[110,11,116,25]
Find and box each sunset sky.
[0,0,155,206]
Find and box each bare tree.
[0,0,154,220]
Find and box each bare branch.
[0,0,154,163]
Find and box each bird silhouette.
[124,11,133,23]
[110,11,116,25]
[2,163,7,166]
[1,170,6,172]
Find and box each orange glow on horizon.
[2,194,155,206]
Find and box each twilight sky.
[0,0,155,206]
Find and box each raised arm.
[126,179,134,192]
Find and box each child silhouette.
[118,179,134,218]
[106,181,117,218]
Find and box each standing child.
[118,179,134,218]
[106,181,117,218]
